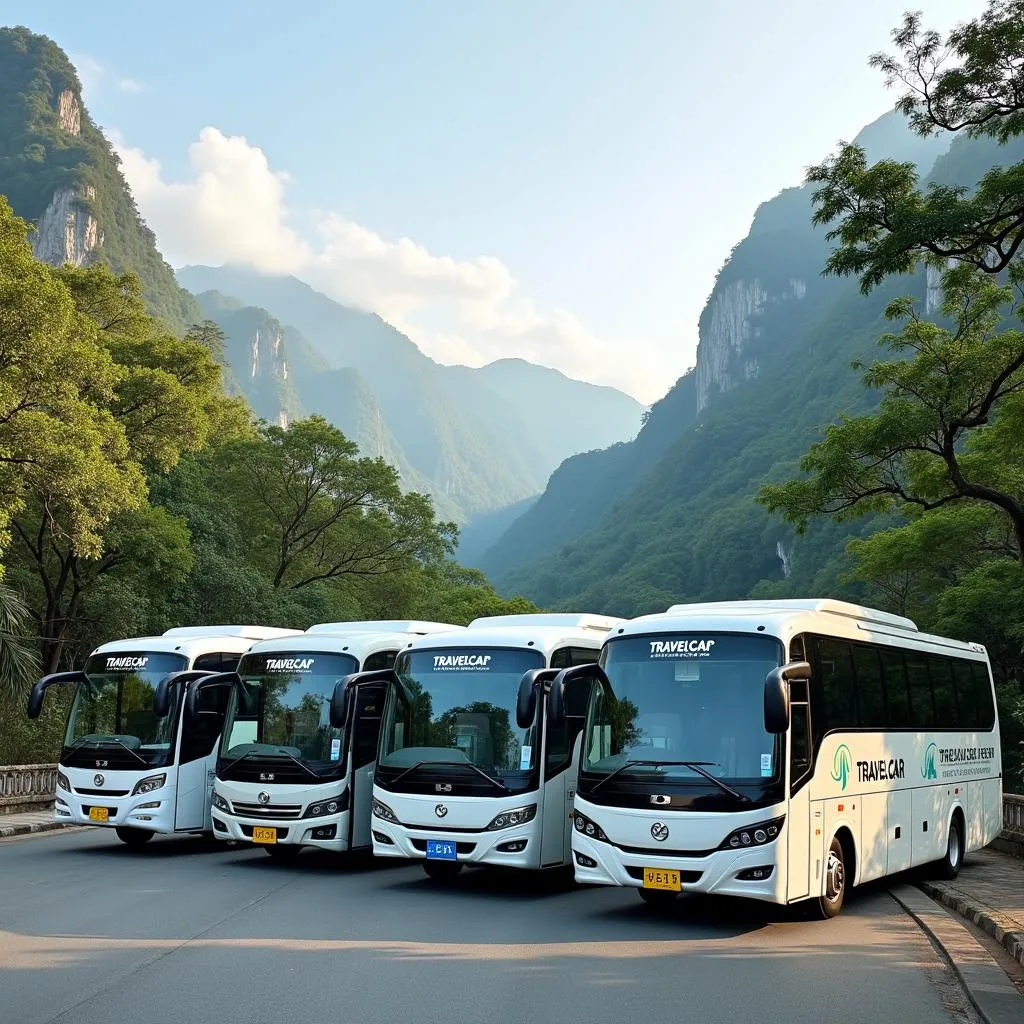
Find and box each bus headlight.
[303,791,350,818]
[372,799,397,823]
[485,805,537,831]
[211,791,231,813]
[573,812,609,843]
[718,816,785,851]
[131,774,166,796]
[57,771,70,792]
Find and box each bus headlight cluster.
[211,791,231,813]
[131,774,166,796]
[573,812,609,843]
[485,805,537,831]
[303,792,349,818]
[57,770,70,792]
[372,799,397,823]
[718,816,785,851]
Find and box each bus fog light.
[575,852,597,868]
[719,816,785,851]
[372,830,394,845]
[737,866,774,881]
[131,773,166,796]
[497,840,527,853]
[573,812,609,843]
[486,805,536,831]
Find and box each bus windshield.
[584,633,782,783]
[379,647,545,776]
[219,651,359,775]
[64,651,189,768]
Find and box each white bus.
[359,614,621,879]
[197,621,462,859]
[559,600,1002,918]
[26,626,300,846]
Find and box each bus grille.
[231,802,302,820]
[75,787,130,797]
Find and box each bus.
[194,621,463,858]
[556,600,1002,918]
[354,613,621,879]
[26,626,300,846]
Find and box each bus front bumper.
[54,786,177,833]
[371,818,542,870]
[571,831,787,904]
[212,808,352,852]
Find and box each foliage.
[0,581,38,703]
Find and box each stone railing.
[0,764,58,815]
[1005,793,1024,832]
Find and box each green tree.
[220,416,457,591]
[0,580,38,702]
[807,1,1024,290]
[758,267,1024,558]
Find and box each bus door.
[348,681,388,849]
[174,654,236,831]
[786,677,812,901]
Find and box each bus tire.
[422,860,463,880]
[263,844,302,860]
[115,827,154,847]
[936,815,963,881]
[637,888,678,908]
[811,836,847,919]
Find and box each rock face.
[56,88,80,135]
[31,187,102,267]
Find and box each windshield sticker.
[760,753,772,777]
[649,639,716,659]
[432,654,493,671]
[330,738,341,762]
[519,744,532,770]
[265,657,315,673]
[105,655,149,671]
[674,662,700,681]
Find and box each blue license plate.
[426,839,457,861]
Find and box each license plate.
[426,839,457,861]
[643,867,681,891]
[252,826,277,844]
[88,807,109,823]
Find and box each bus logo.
[831,745,852,791]
[435,783,452,793]
[435,804,448,818]
[258,791,270,805]
[94,774,105,787]
[650,822,669,841]
[922,743,938,780]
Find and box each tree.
[220,416,457,591]
[185,320,227,363]
[0,580,38,702]
[758,266,1024,558]
[807,1,1024,291]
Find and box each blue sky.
[5,1,978,402]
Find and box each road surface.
[0,828,978,1024]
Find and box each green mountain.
[481,110,971,612]
[0,27,199,330]
[177,265,644,521]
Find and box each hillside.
[178,265,643,520]
[0,27,200,330]
[483,110,964,611]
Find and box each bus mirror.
[331,668,400,729]
[549,663,607,727]
[153,670,217,719]
[516,669,559,729]
[186,671,239,718]
[763,660,807,733]
[26,670,85,720]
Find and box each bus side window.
[928,656,958,727]
[351,685,385,768]
[193,652,238,673]
[363,650,397,672]
[879,649,912,728]
[971,662,996,730]
[180,683,228,763]
[789,701,811,793]
[545,649,593,777]
[814,637,857,731]
[951,660,979,729]
[905,655,935,728]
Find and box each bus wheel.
[115,827,154,847]
[263,844,302,860]
[936,816,963,880]
[637,889,678,908]
[422,860,463,880]
[811,836,846,919]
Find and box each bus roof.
[304,620,463,635]
[401,623,617,659]
[618,599,986,658]
[238,630,446,662]
[161,626,303,640]
[468,613,620,633]
[91,633,276,658]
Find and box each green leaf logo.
[831,744,851,791]
[922,742,937,780]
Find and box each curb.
[0,820,77,839]
[918,879,1024,969]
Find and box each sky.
[5,0,981,403]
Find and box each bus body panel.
[174,746,215,832]
[786,786,810,901]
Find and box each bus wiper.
[387,760,510,793]
[591,760,751,803]
[68,736,148,767]
[219,748,319,781]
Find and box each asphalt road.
[0,828,979,1024]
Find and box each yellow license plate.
[88,807,109,822]
[643,868,681,891]
[252,826,277,844]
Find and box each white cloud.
[118,78,146,94]
[114,127,659,402]
[69,54,146,99]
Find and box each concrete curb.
[918,879,1024,969]
[892,885,1024,1024]
[0,820,77,839]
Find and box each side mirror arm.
[517,668,559,729]
[186,671,240,718]
[153,670,218,719]
[550,663,611,727]
[330,668,401,730]
[27,671,85,719]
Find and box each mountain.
[480,109,964,612]
[0,27,200,330]
[178,265,644,520]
